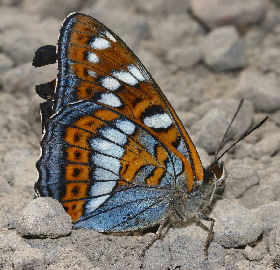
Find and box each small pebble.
[167,45,202,69]
[243,241,267,262]
[224,166,260,199]
[202,26,247,72]
[190,0,267,29]
[235,69,280,112]
[16,197,72,238]
[258,47,280,75]
[151,14,204,50]
[194,99,253,154]
[252,202,280,233]
[211,199,263,248]
[251,132,280,159]
[240,183,276,209]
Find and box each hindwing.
[36,101,193,230]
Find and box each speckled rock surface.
[202,26,247,71]
[268,222,280,268]
[235,69,280,112]
[15,197,72,238]
[0,1,279,269]
[210,199,263,248]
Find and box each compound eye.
[211,162,225,180]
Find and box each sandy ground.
[0,0,280,269]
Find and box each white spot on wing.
[128,65,145,81]
[92,153,120,173]
[93,168,119,181]
[90,37,110,50]
[112,70,138,85]
[100,127,127,145]
[105,31,116,42]
[143,113,172,129]
[97,93,122,107]
[86,195,110,212]
[90,138,124,158]
[88,70,97,77]
[101,77,121,91]
[115,120,136,135]
[87,52,99,63]
[90,181,116,197]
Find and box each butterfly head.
[202,160,226,200]
[204,161,226,187]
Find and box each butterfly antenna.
[214,99,245,161]
[216,115,269,162]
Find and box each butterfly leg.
[197,212,215,259]
[141,218,169,257]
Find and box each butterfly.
[33,12,267,257]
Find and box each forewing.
[53,12,204,183]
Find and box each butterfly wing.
[35,101,193,231]
[52,12,204,185]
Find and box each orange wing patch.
[74,115,103,133]
[93,108,120,122]
[118,137,158,186]
[63,182,89,201]
[66,147,90,163]
[64,127,91,149]
[65,164,91,181]
[145,145,169,186]
[63,201,85,222]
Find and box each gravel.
[0,0,279,269]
